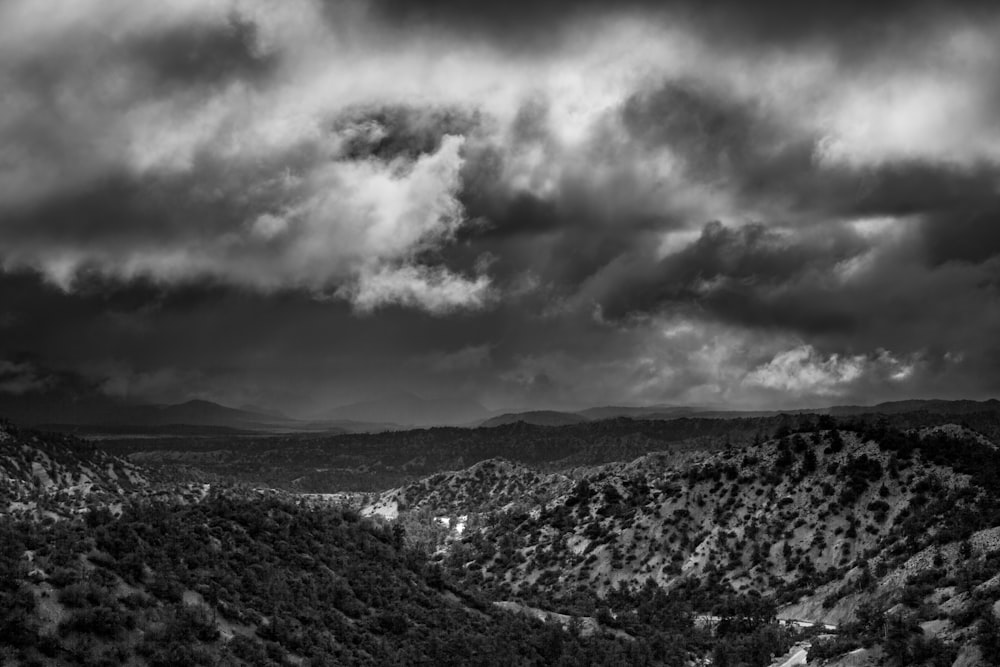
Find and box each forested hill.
[1,495,693,666]
[405,421,1000,665]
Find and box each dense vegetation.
[1,496,683,666]
[399,421,1000,665]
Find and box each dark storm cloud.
[920,206,1000,267]
[0,268,616,412]
[3,0,1000,410]
[502,74,999,276]
[442,67,1000,397]
[3,170,251,248]
[130,15,275,89]
[366,0,997,50]
[589,221,865,328]
[0,357,58,396]
[618,78,1000,224]
[620,80,765,178]
[448,74,1000,336]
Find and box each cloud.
[743,345,924,399]
[366,0,999,55]
[745,346,864,395]
[2,0,1000,408]
[0,1,495,314]
[340,264,493,315]
[418,344,493,373]
[0,360,53,395]
[1,114,490,312]
[585,221,868,329]
[97,364,206,403]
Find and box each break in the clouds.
[1,0,1000,411]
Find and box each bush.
[47,567,79,588]
[58,605,131,638]
[58,582,110,609]
[139,641,217,667]
[167,604,219,642]
[807,636,861,661]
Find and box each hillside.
[0,422,694,666]
[0,495,676,666]
[9,413,1000,664]
[0,417,833,666]
[448,428,974,598]
[368,421,1000,666]
[0,421,156,518]
[363,458,575,520]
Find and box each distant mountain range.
[821,398,1000,415]
[318,390,489,427]
[3,385,999,435]
[475,398,1000,427]
[0,388,300,434]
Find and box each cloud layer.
[1,0,1000,410]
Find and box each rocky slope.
[0,421,155,517]
[363,457,574,520]
[0,420,229,520]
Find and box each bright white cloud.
[744,345,864,394]
[743,345,919,396]
[342,264,494,315]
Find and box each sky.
[1,0,1000,416]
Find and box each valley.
[3,404,1000,665]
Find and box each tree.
[801,447,817,475]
